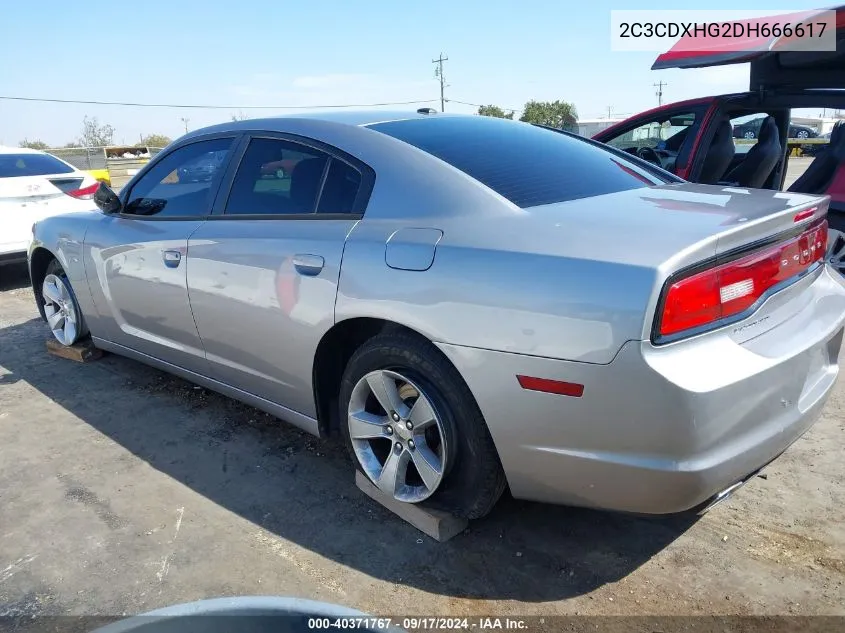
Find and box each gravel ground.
[1,262,844,627]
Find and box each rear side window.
[318,159,361,213]
[225,137,362,216]
[0,153,74,178]
[370,116,666,208]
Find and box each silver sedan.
[28,110,845,519]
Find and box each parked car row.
[731,118,820,140]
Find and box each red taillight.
[658,219,828,338]
[66,182,99,200]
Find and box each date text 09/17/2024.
[307,617,531,630]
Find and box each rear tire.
[40,259,88,346]
[339,331,507,519]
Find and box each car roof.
[281,109,458,126]
[181,109,466,140]
[0,146,46,155]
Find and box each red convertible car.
[594,6,845,274]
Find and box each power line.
[0,95,439,110]
[447,98,522,115]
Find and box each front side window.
[123,138,234,217]
[605,112,697,154]
[225,138,362,216]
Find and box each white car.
[0,146,99,266]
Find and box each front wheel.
[40,259,88,346]
[339,332,506,519]
[743,130,756,140]
[796,130,809,139]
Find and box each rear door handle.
[163,250,182,268]
[292,254,324,276]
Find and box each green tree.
[477,104,513,119]
[19,139,49,150]
[138,134,172,148]
[79,116,115,147]
[519,100,578,131]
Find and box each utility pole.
[180,117,190,134]
[654,81,667,106]
[432,53,448,112]
[606,106,613,119]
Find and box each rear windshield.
[369,116,667,208]
[0,153,74,178]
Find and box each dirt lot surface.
[1,262,845,624]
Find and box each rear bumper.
[436,266,845,514]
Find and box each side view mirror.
[94,182,123,214]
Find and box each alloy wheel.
[828,229,845,277]
[42,273,81,346]
[347,369,448,503]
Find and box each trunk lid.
[652,6,845,91]
[0,174,87,202]
[0,174,93,252]
[525,183,829,344]
[527,183,828,273]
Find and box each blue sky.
[0,0,830,146]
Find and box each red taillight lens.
[658,219,828,338]
[66,182,99,200]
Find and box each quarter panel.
[336,219,654,364]
[339,183,822,364]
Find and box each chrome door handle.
[163,250,182,268]
[292,254,324,276]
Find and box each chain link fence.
[46,147,107,171]
[45,146,165,171]
[44,146,165,188]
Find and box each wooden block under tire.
[46,338,103,363]
[355,470,468,542]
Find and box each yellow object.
[87,169,111,186]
